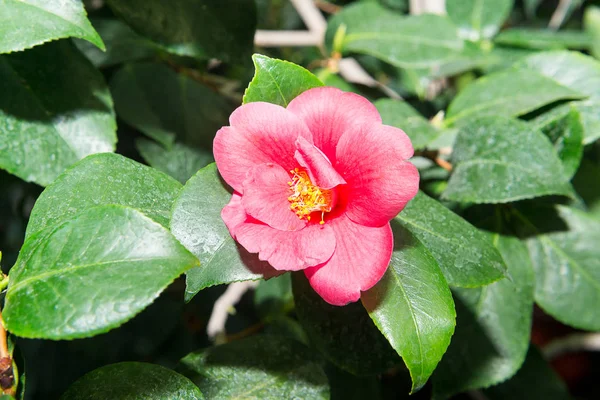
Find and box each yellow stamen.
[288,168,333,224]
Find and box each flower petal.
[234,221,336,271]
[242,163,306,231]
[221,192,246,236]
[304,215,393,306]
[336,124,419,227]
[214,102,313,192]
[287,87,381,163]
[295,136,346,189]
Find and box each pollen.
[288,168,334,224]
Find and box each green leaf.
[535,99,600,145]
[396,192,506,287]
[445,68,584,125]
[62,362,203,399]
[74,18,160,68]
[585,6,600,60]
[179,335,329,399]
[326,3,463,68]
[254,274,294,321]
[243,54,324,106]
[515,50,600,100]
[136,139,213,184]
[110,62,232,148]
[432,234,534,398]
[443,116,574,203]
[362,222,455,392]
[530,105,584,179]
[495,29,591,50]
[105,0,256,62]
[483,346,570,400]
[170,164,277,303]
[515,205,600,330]
[326,365,382,400]
[446,0,514,41]
[292,273,401,375]
[374,99,440,150]
[25,153,182,239]
[0,0,104,54]
[524,0,543,17]
[0,41,116,186]
[4,205,198,339]
[573,159,600,218]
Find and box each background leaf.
[136,139,213,184]
[293,273,401,376]
[0,41,116,186]
[495,29,591,50]
[62,362,203,400]
[396,192,506,287]
[4,205,198,339]
[362,223,455,392]
[515,205,600,330]
[446,0,514,41]
[170,164,277,303]
[432,234,534,398]
[105,0,256,62]
[25,153,182,239]
[179,335,329,399]
[0,0,104,53]
[374,99,440,150]
[443,116,574,203]
[445,68,584,125]
[243,54,324,106]
[110,62,232,148]
[326,3,463,68]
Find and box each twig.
[0,313,8,359]
[543,332,600,359]
[206,281,259,340]
[0,312,14,396]
[314,0,341,14]
[417,150,453,171]
[549,0,573,30]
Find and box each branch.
[206,281,259,341]
[543,332,600,359]
[549,0,573,30]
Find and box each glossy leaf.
[293,273,401,375]
[443,116,574,203]
[396,192,506,287]
[484,346,571,400]
[445,68,584,125]
[170,164,277,303]
[0,0,104,54]
[531,105,584,179]
[432,235,534,398]
[4,205,198,339]
[74,18,159,68]
[243,54,324,106]
[362,223,455,392]
[516,205,600,330]
[62,362,203,400]
[136,139,213,184]
[179,335,329,399]
[374,99,440,150]
[534,99,600,145]
[446,0,513,40]
[25,153,182,239]
[105,0,256,62]
[111,62,232,148]
[326,3,463,68]
[495,29,591,50]
[516,50,600,100]
[0,41,116,186]
[573,159,600,218]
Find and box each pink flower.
[214,87,419,306]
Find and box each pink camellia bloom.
[214,87,419,306]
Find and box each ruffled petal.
[295,136,346,189]
[304,215,393,306]
[214,102,313,193]
[221,192,246,236]
[336,124,419,227]
[287,87,381,163]
[235,221,336,271]
[242,163,306,231]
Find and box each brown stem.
[225,322,265,343]
[0,312,14,395]
[416,150,453,172]
[0,313,8,359]
[435,157,453,172]
[314,0,341,14]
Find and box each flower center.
[287,168,334,224]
